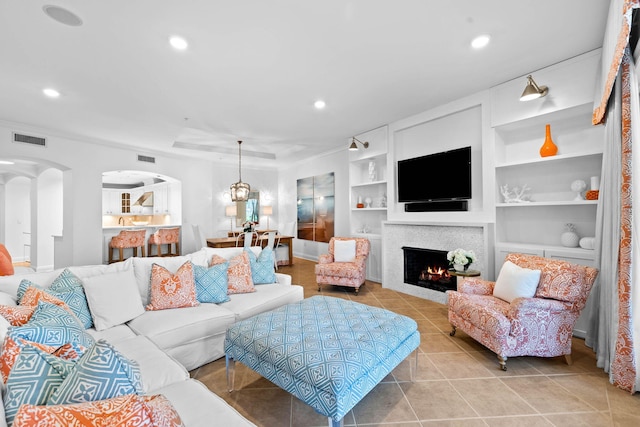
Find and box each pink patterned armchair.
[315,237,370,294]
[108,229,147,263]
[448,253,598,371]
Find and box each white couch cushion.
[0,270,62,300]
[112,335,188,393]
[86,324,137,344]
[221,283,304,321]
[126,303,235,351]
[151,379,257,427]
[82,267,145,331]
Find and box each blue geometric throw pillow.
[3,344,75,425]
[17,269,93,329]
[8,301,95,350]
[245,248,277,284]
[47,339,143,405]
[193,263,230,303]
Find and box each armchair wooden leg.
[564,354,573,365]
[449,326,456,336]
[497,355,507,371]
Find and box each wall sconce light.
[225,205,237,231]
[520,75,548,101]
[348,137,369,151]
[262,205,273,229]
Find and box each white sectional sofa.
[0,246,304,427]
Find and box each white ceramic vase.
[453,263,466,272]
[561,231,580,247]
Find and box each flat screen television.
[397,146,471,202]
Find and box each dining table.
[206,235,294,266]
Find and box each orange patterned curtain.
[588,0,638,394]
[610,48,636,393]
[593,0,640,124]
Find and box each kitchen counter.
[103,224,181,230]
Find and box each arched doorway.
[0,158,65,271]
[101,170,182,263]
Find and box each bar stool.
[108,229,147,264]
[147,227,181,257]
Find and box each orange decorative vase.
[539,124,558,157]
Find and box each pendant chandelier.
[230,140,250,202]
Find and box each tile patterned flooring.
[190,258,640,426]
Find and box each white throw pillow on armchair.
[334,240,356,262]
[493,260,541,303]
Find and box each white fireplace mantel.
[382,221,495,304]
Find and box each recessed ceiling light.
[471,34,491,49]
[0,160,15,165]
[43,88,60,98]
[169,36,189,50]
[314,100,326,109]
[42,5,83,26]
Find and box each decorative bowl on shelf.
[131,221,149,226]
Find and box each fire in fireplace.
[402,246,457,292]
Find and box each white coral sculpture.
[500,184,531,203]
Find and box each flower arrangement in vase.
[242,221,257,232]
[447,248,477,272]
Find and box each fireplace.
[402,246,456,292]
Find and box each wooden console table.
[206,235,294,266]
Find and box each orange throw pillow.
[13,394,184,427]
[211,252,254,295]
[20,286,76,317]
[146,262,198,311]
[0,244,14,276]
[0,305,36,326]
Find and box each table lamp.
[262,206,273,230]
[225,205,237,231]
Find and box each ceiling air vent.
[13,132,46,147]
[137,154,155,164]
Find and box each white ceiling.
[0,0,610,179]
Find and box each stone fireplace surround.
[382,221,493,304]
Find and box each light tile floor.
[190,258,640,427]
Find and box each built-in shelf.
[348,126,388,283]
[496,200,598,208]
[495,151,603,169]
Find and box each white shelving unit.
[494,102,604,256]
[493,102,604,338]
[348,127,388,283]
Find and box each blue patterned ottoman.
[225,296,420,427]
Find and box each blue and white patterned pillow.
[245,248,276,284]
[47,339,143,405]
[17,269,93,329]
[3,344,75,425]
[8,302,95,350]
[193,263,230,303]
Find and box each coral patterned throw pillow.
[210,253,255,294]
[146,262,199,311]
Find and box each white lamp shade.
[262,206,273,216]
[225,205,237,217]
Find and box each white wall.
[387,92,494,224]
[278,149,349,261]
[3,177,30,262]
[36,168,63,270]
[0,123,277,267]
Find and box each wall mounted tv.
[397,146,471,203]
